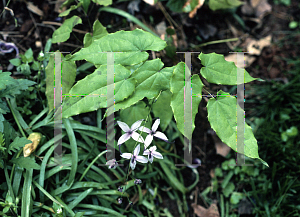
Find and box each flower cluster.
[107,118,167,171]
[106,118,168,205]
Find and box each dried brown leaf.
[189,0,205,18]
[191,203,220,217]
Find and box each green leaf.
[17,62,31,76]
[31,61,40,71]
[91,0,112,6]
[44,39,52,53]
[8,137,32,155]
[166,0,186,13]
[223,182,235,197]
[0,98,10,115]
[81,0,91,13]
[10,157,41,170]
[170,62,203,140]
[59,2,82,17]
[61,64,136,119]
[230,192,245,204]
[152,90,173,132]
[0,71,16,91]
[286,126,298,137]
[52,16,82,43]
[69,29,166,65]
[208,0,243,11]
[0,78,36,99]
[9,58,21,66]
[45,53,77,113]
[182,0,200,12]
[241,166,259,177]
[207,90,268,166]
[24,48,34,62]
[83,20,108,47]
[159,160,188,194]
[109,59,173,114]
[199,52,257,85]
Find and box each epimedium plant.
[0,4,269,217]
[38,10,269,212]
[47,15,268,167]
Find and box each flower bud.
[118,186,123,192]
[134,179,142,185]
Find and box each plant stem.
[191,38,239,48]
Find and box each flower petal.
[121,153,132,159]
[152,119,160,132]
[118,133,131,146]
[136,156,148,163]
[148,155,154,163]
[131,131,145,143]
[106,159,115,165]
[154,131,168,141]
[143,149,150,155]
[131,119,144,131]
[152,151,163,159]
[144,135,153,148]
[117,121,130,132]
[130,159,136,170]
[138,126,151,134]
[133,144,140,156]
[149,146,157,152]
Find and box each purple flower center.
[131,155,136,164]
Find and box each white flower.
[106,159,118,169]
[57,207,62,214]
[139,118,168,148]
[143,146,163,163]
[121,144,148,170]
[117,120,145,146]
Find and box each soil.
[1,0,300,216]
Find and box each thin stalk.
[191,38,239,48]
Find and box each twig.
[42,21,90,34]
[29,11,43,51]
[157,2,178,29]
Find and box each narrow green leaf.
[45,53,76,113]
[207,90,268,166]
[59,2,82,17]
[159,160,188,194]
[199,52,257,85]
[68,188,93,209]
[21,168,33,217]
[92,0,112,6]
[170,62,203,140]
[52,16,82,43]
[75,204,125,217]
[62,118,78,185]
[208,0,243,11]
